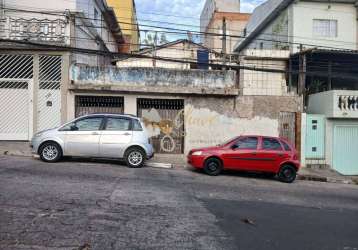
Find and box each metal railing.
[0,17,68,44]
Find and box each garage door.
[333,125,358,175]
[0,80,33,140]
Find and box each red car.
[187,136,300,183]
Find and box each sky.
[134,0,265,44]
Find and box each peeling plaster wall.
[184,95,301,152]
[184,104,279,151]
[71,65,237,89]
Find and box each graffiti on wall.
[141,105,280,154]
[142,108,184,154]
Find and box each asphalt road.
[0,156,357,250]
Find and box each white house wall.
[291,2,357,52]
[4,0,76,13]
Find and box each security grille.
[37,55,62,131]
[137,98,184,154]
[279,112,296,145]
[75,96,124,117]
[0,54,33,79]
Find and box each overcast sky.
[135,0,265,43]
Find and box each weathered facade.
[0,1,123,141]
[234,0,358,54]
[200,0,251,53]
[295,50,358,175]
[68,65,301,154]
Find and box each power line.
[0,38,289,73]
[2,38,358,79]
[3,5,358,50]
[5,2,358,49]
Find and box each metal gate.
[0,80,33,140]
[333,125,358,175]
[75,96,124,117]
[279,112,296,145]
[137,98,184,154]
[305,114,325,159]
[37,55,62,131]
[0,54,34,140]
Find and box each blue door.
[333,125,358,175]
[305,115,325,159]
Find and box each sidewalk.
[0,141,32,157]
[298,167,358,185]
[1,141,357,185]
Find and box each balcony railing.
[0,17,68,44]
[338,95,358,111]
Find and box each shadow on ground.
[185,165,278,182]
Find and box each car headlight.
[34,132,44,138]
[192,151,203,156]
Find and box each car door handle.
[123,133,131,136]
[277,153,284,157]
[251,152,257,155]
[92,132,99,135]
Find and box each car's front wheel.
[278,164,297,183]
[125,147,145,168]
[39,142,62,163]
[204,158,223,176]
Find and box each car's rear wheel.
[39,142,62,163]
[278,164,297,183]
[125,147,145,168]
[204,158,223,176]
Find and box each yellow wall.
[107,0,140,51]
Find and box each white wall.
[308,90,358,118]
[291,2,357,52]
[184,104,278,152]
[240,50,291,96]
[117,42,204,69]
[5,0,76,13]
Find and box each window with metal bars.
[76,96,124,107]
[137,98,184,110]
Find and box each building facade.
[234,0,358,53]
[69,64,301,155]
[107,0,140,52]
[200,0,251,53]
[292,50,358,175]
[116,39,214,69]
[0,0,123,141]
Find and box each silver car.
[30,114,154,168]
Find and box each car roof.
[240,135,288,141]
[78,113,140,120]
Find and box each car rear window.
[281,140,292,151]
[105,118,131,131]
[133,119,143,131]
[262,138,283,151]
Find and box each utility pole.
[153,31,158,67]
[222,17,227,68]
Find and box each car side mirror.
[70,125,79,131]
[231,144,238,150]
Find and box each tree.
[159,33,168,45]
[143,33,154,45]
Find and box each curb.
[2,150,32,157]
[145,162,173,169]
[298,174,355,185]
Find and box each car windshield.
[217,137,238,146]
